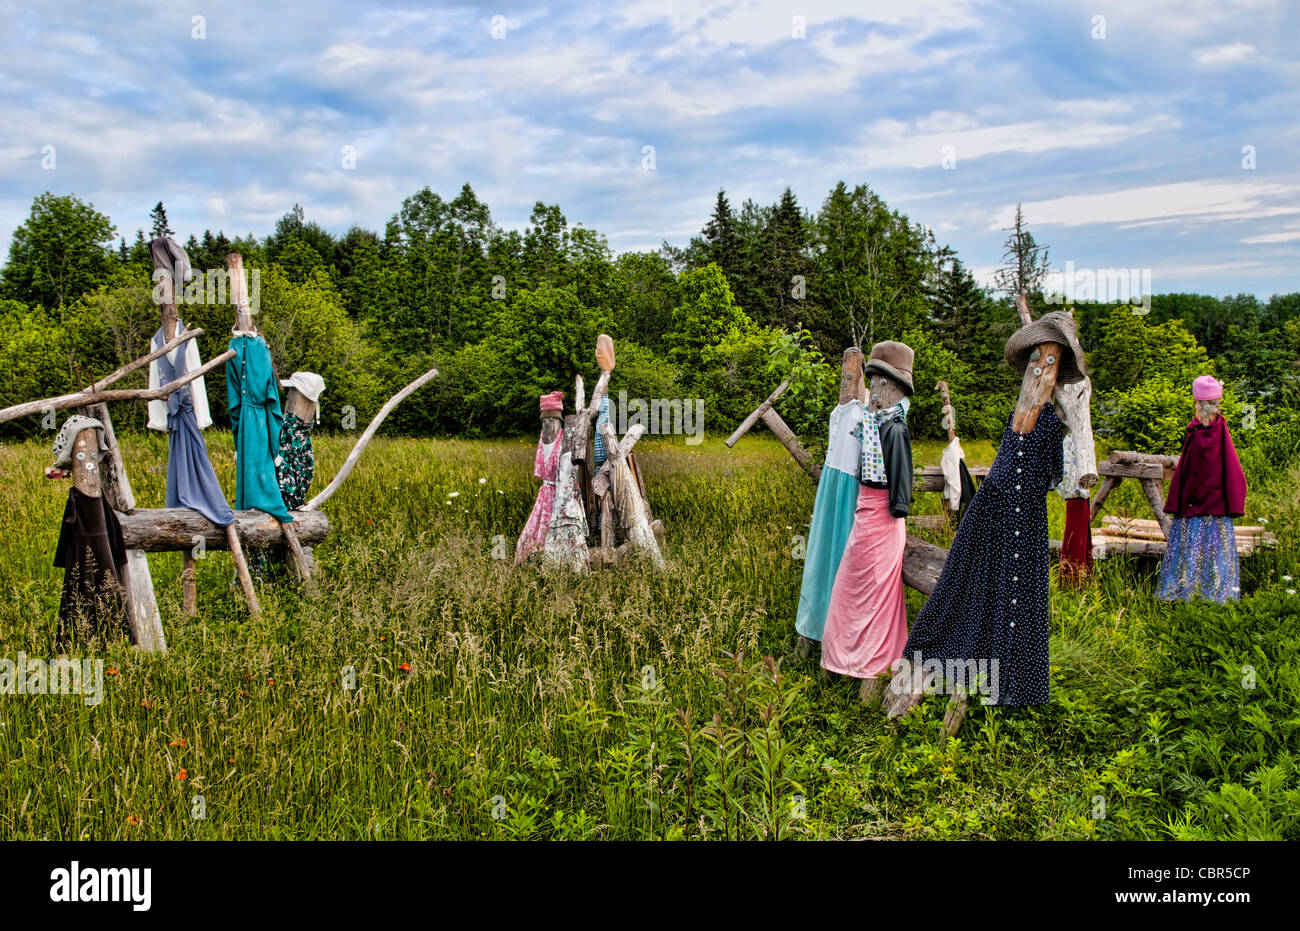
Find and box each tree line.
[1,186,1297,468]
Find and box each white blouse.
[146,337,212,432]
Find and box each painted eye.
[1045,354,1056,364]
[1033,367,1043,376]
[76,451,86,461]
[85,462,96,471]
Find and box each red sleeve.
[1222,424,1247,518]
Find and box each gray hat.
[52,415,106,467]
[1004,311,1088,384]
[863,341,915,396]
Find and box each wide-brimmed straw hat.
[1004,311,1087,384]
[863,341,915,396]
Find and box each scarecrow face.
[869,374,903,411]
[1195,399,1220,425]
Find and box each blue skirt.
[795,466,859,641]
[1157,515,1240,603]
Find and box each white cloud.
[991,180,1300,230]
[1195,42,1257,66]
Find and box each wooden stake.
[181,551,197,616]
[280,522,311,581]
[225,524,261,617]
[88,404,166,652]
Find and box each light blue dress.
[154,326,234,527]
[227,333,293,522]
[795,400,864,641]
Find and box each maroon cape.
[1164,415,1247,518]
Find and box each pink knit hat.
[1192,375,1223,401]
[539,390,565,412]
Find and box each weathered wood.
[902,534,946,596]
[70,427,102,498]
[90,402,135,511]
[283,386,317,422]
[839,347,866,405]
[1053,377,1097,490]
[116,508,330,551]
[570,370,610,466]
[943,694,969,736]
[1097,459,1165,480]
[280,521,311,581]
[936,380,957,443]
[1089,475,1120,519]
[726,379,790,447]
[1102,515,1265,537]
[599,492,615,551]
[1138,477,1174,538]
[228,253,255,332]
[181,551,197,616]
[225,524,261,617]
[90,405,165,652]
[1011,341,1062,434]
[915,465,987,492]
[600,421,664,568]
[0,329,202,423]
[591,424,645,497]
[303,366,438,511]
[0,344,233,425]
[760,407,821,482]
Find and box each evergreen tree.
[149,201,172,239]
[993,203,1050,297]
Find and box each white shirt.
[147,337,212,431]
[824,400,864,476]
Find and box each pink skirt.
[821,486,908,679]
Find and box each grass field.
[1,430,1297,840]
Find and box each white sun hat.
[280,371,326,402]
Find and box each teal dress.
[227,334,293,522]
[795,400,864,641]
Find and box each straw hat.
[1004,311,1088,384]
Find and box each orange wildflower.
[398,663,411,673]
[175,769,187,780]
[125,815,140,825]
[169,738,188,748]
[107,667,119,676]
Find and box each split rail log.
[0,333,232,425]
[725,379,821,481]
[117,508,330,552]
[302,366,439,511]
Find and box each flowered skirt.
[276,413,315,509]
[1157,515,1240,603]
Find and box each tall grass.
[0,432,1295,839]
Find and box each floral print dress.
[515,430,563,563]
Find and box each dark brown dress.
[53,487,130,643]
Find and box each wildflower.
[107,667,119,676]
[380,636,387,642]
[1288,589,1297,596]
[125,815,140,826]
[398,662,411,673]
[479,477,487,484]
[169,738,187,748]
[140,699,153,709]
[175,769,187,781]
[267,678,275,685]
[1284,575,1293,582]
[449,491,460,498]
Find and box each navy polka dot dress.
[902,403,1064,706]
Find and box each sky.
[1,0,1297,299]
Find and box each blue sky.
[1,0,1297,298]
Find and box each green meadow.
[0,431,1296,840]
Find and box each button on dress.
[901,403,1063,706]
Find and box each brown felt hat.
[863,341,915,396]
[1004,311,1088,384]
